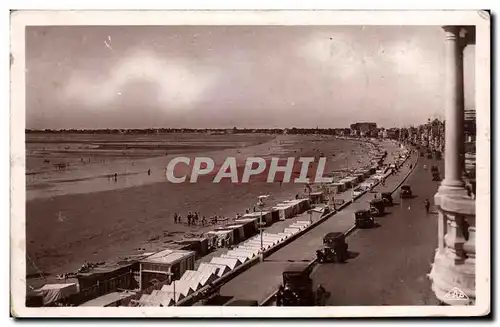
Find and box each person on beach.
[202,216,207,226]
[187,212,192,226]
[148,169,151,176]
[173,213,178,224]
[114,173,118,181]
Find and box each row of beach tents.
[133,146,409,307]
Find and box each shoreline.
[26,136,393,288]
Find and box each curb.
[258,149,419,306]
[183,146,417,306]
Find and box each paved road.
[217,151,420,303]
[312,154,443,306]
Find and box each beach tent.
[262,233,286,242]
[284,227,301,235]
[210,257,241,270]
[32,283,78,306]
[220,254,248,264]
[226,249,257,259]
[180,270,216,292]
[197,262,230,278]
[162,280,193,298]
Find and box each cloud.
[297,32,366,80]
[60,49,219,111]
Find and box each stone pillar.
[428,26,476,305]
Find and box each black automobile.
[278,263,315,306]
[400,185,413,198]
[369,198,385,216]
[431,165,439,173]
[381,192,393,206]
[354,210,375,229]
[432,171,441,181]
[316,232,348,264]
[427,153,433,159]
[420,152,425,157]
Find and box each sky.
[25,25,475,129]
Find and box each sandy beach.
[25,133,395,288]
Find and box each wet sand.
[26,134,392,287]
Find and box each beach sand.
[25,134,394,288]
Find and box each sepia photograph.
[10,10,490,318]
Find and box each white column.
[429,26,476,306]
[441,26,465,190]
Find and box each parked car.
[400,185,413,198]
[369,198,385,216]
[278,263,315,306]
[316,232,348,264]
[354,210,375,229]
[381,192,393,206]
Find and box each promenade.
[215,151,419,304]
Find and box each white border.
[10,10,491,318]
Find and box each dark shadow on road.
[205,295,233,305]
[347,251,359,260]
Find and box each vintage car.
[369,198,385,216]
[420,152,425,157]
[427,153,433,159]
[431,165,439,173]
[381,192,393,206]
[400,185,413,198]
[434,151,442,160]
[354,209,375,229]
[277,263,315,306]
[432,171,441,181]
[316,232,348,264]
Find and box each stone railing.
[429,191,476,305]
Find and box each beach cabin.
[242,211,273,226]
[329,182,345,194]
[205,229,235,248]
[223,224,246,243]
[76,260,140,300]
[80,291,135,307]
[309,191,324,204]
[31,283,78,307]
[234,218,259,238]
[354,173,365,183]
[273,203,296,220]
[172,238,209,259]
[139,249,196,290]
[345,176,359,188]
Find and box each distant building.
[350,122,378,137]
[464,108,476,143]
